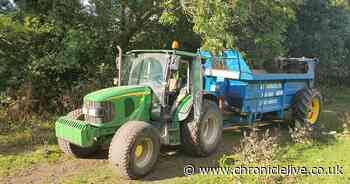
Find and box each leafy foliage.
[0,0,197,114]
[0,0,349,115]
[287,0,350,86]
[231,0,296,67]
[182,0,236,50]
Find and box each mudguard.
[173,95,193,122]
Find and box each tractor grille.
[83,100,114,124]
[55,116,97,147]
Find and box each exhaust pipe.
[116,46,122,86]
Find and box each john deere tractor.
[56,43,322,179]
[55,44,222,179]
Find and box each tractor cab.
[112,48,203,145]
[118,49,202,118]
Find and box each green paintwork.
[55,116,119,147]
[84,85,149,102]
[173,95,193,122]
[55,85,152,147]
[84,85,152,128]
[55,50,201,148]
[55,116,99,147]
[104,87,152,127]
[165,95,193,145]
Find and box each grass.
[59,137,350,184]
[0,145,62,177]
[0,114,62,178]
[0,116,57,146]
[1,88,350,183]
[62,89,350,184]
[277,138,350,183]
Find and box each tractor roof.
[127,50,199,58]
[276,57,319,63]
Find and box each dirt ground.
[0,128,250,184]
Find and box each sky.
[81,0,90,6]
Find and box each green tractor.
[55,45,223,179]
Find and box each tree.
[181,0,296,66]
[229,0,296,67]
[0,0,199,112]
[287,0,350,86]
[181,0,236,50]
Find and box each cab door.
[191,56,203,121]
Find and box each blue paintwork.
[223,50,253,80]
[198,49,318,125]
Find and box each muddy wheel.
[57,108,100,158]
[181,100,223,157]
[292,88,322,128]
[109,121,160,180]
[66,108,84,120]
[58,138,99,158]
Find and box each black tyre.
[108,121,160,180]
[66,108,84,120]
[180,100,223,157]
[292,88,322,127]
[58,138,100,158]
[57,108,100,158]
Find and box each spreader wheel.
[292,88,322,127]
[108,121,160,180]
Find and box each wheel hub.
[307,97,320,124]
[134,144,144,158]
[134,138,154,168]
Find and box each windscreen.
[119,53,169,86]
[128,53,168,85]
[127,53,169,104]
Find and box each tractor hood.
[84,85,151,102]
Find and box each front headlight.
[83,101,114,124]
[82,107,105,117]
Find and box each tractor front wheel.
[58,138,100,158]
[108,121,160,180]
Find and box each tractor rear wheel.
[109,121,160,180]
[57,108,100,158]
[292,88,322,127]
[181,100,223,157]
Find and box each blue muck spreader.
[55,42,322,179]
[200,50,321,129]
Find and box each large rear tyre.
[57,108,100,158]
[292,88,322,128]
[181,100,223,157]
[108,121,160,180]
